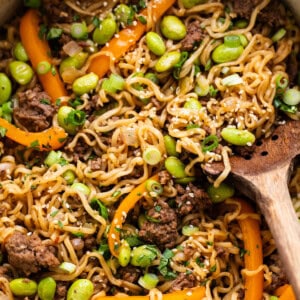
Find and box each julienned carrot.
[87,0,175,78]
[236,198,264,300]
[20,9,67,102]
[93,286,206,300]
[275,284,296,299]
[0,117,67,151]
[108,174,159,257]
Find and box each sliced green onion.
[143,146,162,165]
[221,74,243,86]
[195,75,209,96]
[238,34,248,47]
[71,182,91,196]
[271,28,287,42]
[44,150,62,167]
[182,225,200,236]
[204,58,212,71]
[235,19,248,29]
[138,273,159,290]
[145,179,163,196]
[63,170,76,185]
[59,262,76,274]
[201,135,219,152]
[70,22,88,40]
[101,74,125,93]
[224,35,241,48]
[275,75,289,92]
[283,88,300,106]
[37,61,51,75]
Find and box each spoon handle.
[249,164,300,299]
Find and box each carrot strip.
[0,117,67,151]
[87,0,175,78]
[108,174,159,257]
[20,9,67,102]
[93,286,206,300]
[236,198,264,300]
[275,284,296,299]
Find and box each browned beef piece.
[268,253,289,292]
[13,85,55,132]
[181,20,206,51]
[233,0,259,19]
[0,266,13,280]
[90,157,105,171]
[4,231,60,275]
[55,282,68,299]
[286,53,299,86]
[71,139,91,162]
[158,170,172,185]
[236,288,245,300]
[233,144,256,158]
[169,273,198,292]
[43,0,75,23]
[139,200,178,249]
[84,236,97,251]
[118,265,141,283]
[175,183,212,217]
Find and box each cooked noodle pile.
[0,0,299,299]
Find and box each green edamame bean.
[0,73,12,104]
[145,32,166,56]
[164,156,187,179]
[72,72,99,95]
[59,52,88,75]
[160,16,186,41]
[13,42,29,62]
[130,245,157,267]
[155,51,181,73]
[181,0,206,8]
[183,98,202,110]
[71,182,90,196]
[57,106,77,134]
[118,241,131,267]
[63,170,76,185]
[207,182,235,203]
[38,277,56,300]
[114,4,132,25]
[164,135,178,157]
[221,127,255,146]
[93,18,117,45]
[67,279,94,300]
[9,61,34,85]
[9,278,38,297]
[212,43,244,64]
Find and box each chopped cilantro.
[90,198,109,220]
[0,126,7,137]
[47,27,63,40]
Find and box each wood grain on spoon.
[203,121,300,299]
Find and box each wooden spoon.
[203,120,300,299]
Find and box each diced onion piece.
[143,146,162,165]
[63,41,83,57]
[283,88,300,106]
[221,74,243,86]
[138,273,159,290]
[121,127,138,146]
[59,262,76,274]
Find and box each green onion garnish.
[201,135,219,152]
[142,146,162,165]
[37,61,51,75]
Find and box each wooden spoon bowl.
[203,120,300,298]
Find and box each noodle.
[0,0,299,299]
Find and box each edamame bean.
[212,42,244,64]
[118,241,131,267]
[57,106,79,135]
[9,61,34,85]
[13,42,29,62]
[181,0,206,8]
[164,156,187,179]
[164,135,178,157]
[71,182,90,196]
[183,98,202,110]
[155,51,181,73]
[63,170,76,185]
[221,127,255,146]
[114,4,133,25]
[160,16,187,41]
[59,52,88,75]
[72,72,99,95]
[93,18,117,45]
[207,182,235,203]
[145,32,166,56]
[67,279,94,300]
[0,73,12,104]
[9,278,38,297]
[38,277,56,300]
[130,245,157,267]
